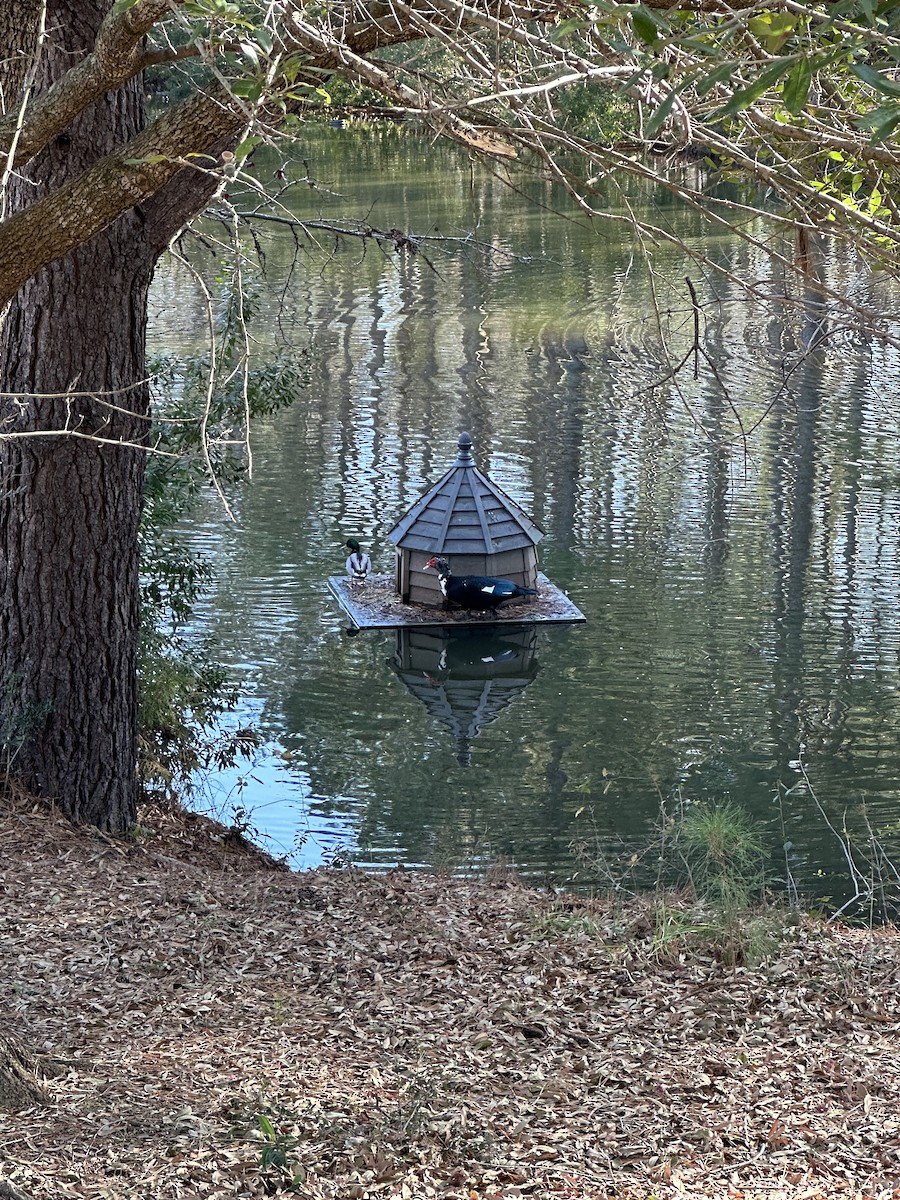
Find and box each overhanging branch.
[0,0,188,173]
[0,81,243,308]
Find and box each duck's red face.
[425,556,439,570]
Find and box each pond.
[148,123,900,910]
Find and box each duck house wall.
[400,547,538,606]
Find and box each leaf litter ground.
[1,795,900,1200]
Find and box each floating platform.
[328,573,586,631]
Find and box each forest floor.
[1,793,899,1200]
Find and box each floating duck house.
[387,432,544,607]
[327,432,586,630]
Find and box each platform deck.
[328,573,586,631]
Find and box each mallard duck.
[345,539,371,584]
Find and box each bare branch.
[168,245,237,521]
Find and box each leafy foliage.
[579,2,900,242]
[138,258,310,806]
[6,2,900,341]
[151,1,900,308]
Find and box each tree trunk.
[0,1,154,830]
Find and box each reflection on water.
[389,626,540,767]
[149,125,900,906]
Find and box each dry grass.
[1,792,900,1199]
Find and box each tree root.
[0,1033,47,1110]
[0,1180,37,1200]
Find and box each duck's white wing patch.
[480,584,496,595]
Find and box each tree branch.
[0,0,187,172]
[0,81,245,307]
[3,0,900,319]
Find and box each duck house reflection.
[390,625,540,766]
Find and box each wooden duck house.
[387,431,544,606]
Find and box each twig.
[167,247,236,522]
[685,276,700,381]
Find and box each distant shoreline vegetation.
[146,70,635,146]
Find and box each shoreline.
[1,794,899,1199]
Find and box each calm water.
[148,125,900,908]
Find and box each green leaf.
[257,1114,276,1139]
[235,135,262,160]
[631,7,664,46]
[868,111,900,145]
[231,79,263,102]
[717,60,791,117]
[280,55,306,85]
[851,62,900,98]
[112,0,141,12]
[549,17,586,43]
[122,153,167,166]
[782,58,813,114]
[261,1144,286,1169]
[747,12,797,53]
[856,99,900,144]
[695,61,740,98]
[183,0,241,14]
[644,88,680,138]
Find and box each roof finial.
[456,431,473,465]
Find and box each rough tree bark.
[0,1031,42,1195]
[0,1,222,829]
[0,2,154,828]
[0,1031,46,1110]
[0,1182,36,1200]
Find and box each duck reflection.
[390,626,540,766]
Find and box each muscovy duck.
[425,555,538,611]
[345,539,371,584]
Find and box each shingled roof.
[387,432,544,556]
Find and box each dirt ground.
[1,793,899,1200]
